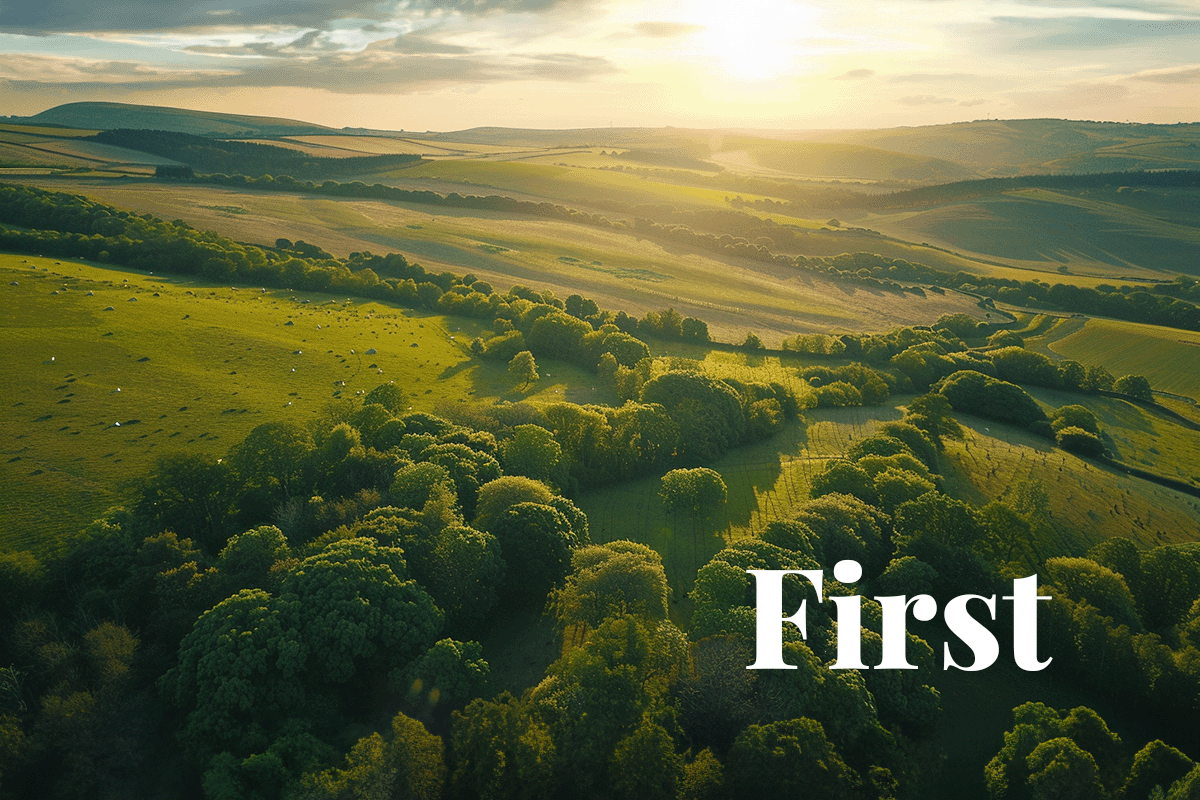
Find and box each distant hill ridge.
[25,101,335,138]
[14,102,1200,179]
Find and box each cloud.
[0,0,584,35]
[1128,63,1200,82]
[634,21,703,38]
[959,98,987,106]
[0,47,617,95]
[896,94,956,105]
[0,52,235,83]
[833,68,874,80]
[891,73,977,83]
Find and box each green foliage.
[659,468,728,517]
[938,370,1047,429]
[499,425,565,488]
[491,503,578,606]
[1056,426,1105,457]
[362,382,407,414]
[608,713,682,800]
[397,639,490,713]
[1043,557,1141,630]
[552,541,669,628]
[984,703,1122,800]
[508,350,539,389]
[726,718,855,800]
[450,692,556,800]
[1052,405,1100,435]
[296,712,446,800]
[810,461,877,505]
[280,538,441,683]
[1122,740,1195,800]
[426,525,506,631]
[1114,374,1154,402]
[473,476,555,532]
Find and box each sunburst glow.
[686,0,819,82]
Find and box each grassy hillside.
[839,118,1200,176]
[25,101,333,137]
[1019,314,1200,399]
[13,177,989,344]
[0,254,611,556]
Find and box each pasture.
[15,178,989,344]
[0,254,609,557]
[1021,314,1200,400]
[850,187,1197,282]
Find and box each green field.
[940,415,1200,554]
[1018,314,1200,400]
[0,255,613,556]
[850,186,1200,282]
[17,178,989,345]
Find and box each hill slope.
[26,101,333,137]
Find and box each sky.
[2,0,1199,132]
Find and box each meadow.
[15,177,989,344]
[0,254,612,556]
[1019,313,1200,399]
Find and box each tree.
[659,467,726,518]
[473,476,554,532]
[137,452,235,551]
[904,393,963,448]
[810,461,877,505]
[508,350,538,389]
[1114,374,1153,402]
[1122,740,1195,800]
[1026,738,1104,800]
[230,421,314,499]
[363,382,407,414]
[450,693,555,800]
[297,712,446,800]
[500,425,565,487]
[279,538,442,683]
[552,541,669,628]
[1056,426,1104,457]
[397,639,491,714]
[608,713,681,800]
[426,526,505,631]
[894,492,985,553]
[491,503,578,606]
[725,718,854,800]
[1051,405,1100,435]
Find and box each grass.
[576,401,898,595]
[0,254,606,557]
[1024,385,1200,488]
[1020,314,1200,400]
[850,187,1197,283]
[16,178,988,345]
[939,415,1200,557]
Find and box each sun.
[686,0,818,82]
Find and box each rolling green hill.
[25,101,334,137]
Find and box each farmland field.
[1021,314,1200,400]
[14,177,991,344]
[0,254,613,556]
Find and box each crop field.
[16,178,990,344]
[1022,315,1200,400]
[0,255,613,556]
